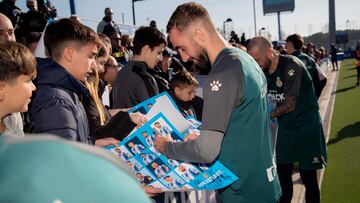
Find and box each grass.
[321,59,360,203]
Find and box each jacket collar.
[36,58,90,99]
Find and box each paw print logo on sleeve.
[210,80,222,92]
[288,69,295,77]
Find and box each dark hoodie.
[168,92,203,121]
[29,58,92,144]
[113,61,159,108]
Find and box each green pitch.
[321,59,360,203]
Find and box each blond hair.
[83,35,110,125]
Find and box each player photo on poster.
[125,137,146,156]
[138,150,157,166]
[151,119,172,137]
[160,172,186,190]
[136,168,156,186]
[147,157,171,179]
[140,130,154,147]
[111,145,132,161]
[186,116,202,130]
[126,158,142,172]
[167,158,181,168]
[174,163,201,182]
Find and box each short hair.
[120,34,131,47]
[0,41,36,82]
[26,0,36,8]
[98,33,111,57]
[105,7,112,15]
[167,2,211,33]
[132,26,166,55]
[150,20,157,28]
[44,18,100,60]
[22,32,41,47]
[170,71,198,90]
[285,34,304,50]
[247,36,273,53]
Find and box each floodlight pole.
[277,11,281,41]
[132,0,136,25]
[69,0,76,15]
[253,0,257,36]
[132,0,145,25]
[329,0,336,49]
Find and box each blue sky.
[17,0,360,40]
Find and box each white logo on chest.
[210,80,222,91]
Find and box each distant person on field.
[355,43,360,86]
[330,43,338,71]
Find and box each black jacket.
[147,66,170,93]
[113,61,159,108]
[29,58,92,144]
[82,96,136,141]
[168,92,203,121]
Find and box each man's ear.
[266,47,273,58]
[0,82,6,101]
[193,28,206,47]
[173,86,181,95]
[141,45,150,56]
[63,47,74,63]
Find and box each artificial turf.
[321,59,360,203]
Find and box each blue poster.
[129,92,180,115]
[105,112,238,191]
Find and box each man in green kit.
[154,2,281,202]
[285,33,325,99]
[247,36,327,203]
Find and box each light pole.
[277,11,281,40]
[69,0,76,15]
[253,0,257,36]
[223,18,232,39]
[132,0,144,25]
[329,0,336,51]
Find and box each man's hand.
[184,131,200,142]
[142,185,162,197]
[129,112,147,126]
[95,137,120,147]
[154,134,173,154]
[13,9,22,16]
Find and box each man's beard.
[262,58,272,71]
[193,48,211,70]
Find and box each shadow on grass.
[342,75,356,79]
[345,67,356,71]
[335,85,357,94]
[328,121,360,145]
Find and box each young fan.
[169,71,203,120]
[0,41,36,136]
